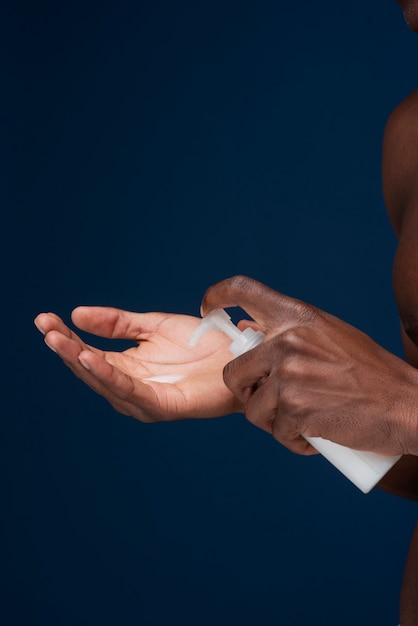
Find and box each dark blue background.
[4,0,418,623]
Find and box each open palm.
[35,307,241,421]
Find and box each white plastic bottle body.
[304,436,400,494]
[190,309,401,493]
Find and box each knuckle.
[279,390,301,418]
[224,274,253,293]
[245,396,276,433]
[296,302,318,325]
[269,297,317,327]
[280,327,306,348]
[279,356,304,380]
[244,392,276,431]
[271,410,308,455]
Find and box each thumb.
[200,275,316,333]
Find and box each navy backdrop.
[4,0,418,624]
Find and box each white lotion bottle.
[189,309,401,494]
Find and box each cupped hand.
[34,307,240,421]
[201,275,418,456]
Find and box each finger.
[77,350,157,412]
[222,339,285,403]
[42,329,157,421]
[36,314,102,356]
[243,376,318,455]
[223,348,271,404]
[200,275,316,333]
[35,312,83,343]
[42,330,121,403]
[71,307,170,341]
[243,376,280,434]
[34,312,58,335]
[43,327,100,357]
[271,416,318,456]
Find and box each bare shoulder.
[382,88,418,235]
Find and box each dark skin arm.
[377,88,418,500]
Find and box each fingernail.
[34,319,46,336]
[78,354,91,371]
[44,338,57,353]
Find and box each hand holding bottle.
[200,275,418,459]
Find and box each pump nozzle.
[189,309,265,357]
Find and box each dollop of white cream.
[143,374,184,384]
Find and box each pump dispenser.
[189,309,401,494]
[189,309,265,357]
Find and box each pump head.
[189,309,265,357]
